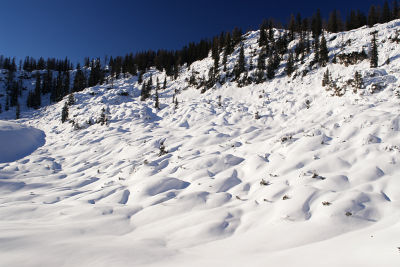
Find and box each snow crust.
[0,20,400,266]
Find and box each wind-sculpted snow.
[0,21,400,267]
[0,121,45,163]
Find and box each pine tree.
[288,14,296,41]
[285,51,295,76]
[155,88,160,109]
[381,1,391,23]
[322,68,331,87]
[174,98,178,110]
[328,10,341,33]
[370,32,379,68]
[16,102,20,119]
[5,95,9,111]
[319,35,329,66]
[61,102,69,123]
[311,9,322,38]
[138,71,143,84]
[67,93,75,106]
[259,19,268,46]
[222,49,228,71]
[98,107,108,125]
[354,71,364,91]
[140,82,147,101]
[163,77,167,89]
[393,0,399,19]
[313,36,320,64]
[234,44,245,79]
[368,6,378,27]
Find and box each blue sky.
[0,0,387,64]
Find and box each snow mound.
[0,121,45,163]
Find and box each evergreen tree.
[163,77,167,89]
[234,44,245,79]
[33,73,41,108]
[258,19,268,46]
[319,35,329,66]
[155,88,160,109]
[67,93,75,106]
[311,9,322,37]
[313,36,320,64]
[138,71,143,84]
[370,31,379,68]
[285,51,295,76]
[98,107,108,125]
[288,14,296,41]
[368,6,378,27]
[322,68,331,87]
[73,64,86,92]
[354,71,364,90]
[381,1,391,23]
[328,10,341,33]
[61,102,69,123]
[16,102,20,119]
[64,71,70,96]
[222,49,228,71]
[393,0,399,19]
[140,82,147,101]
[5,95,9,111]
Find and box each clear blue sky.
[0,0,387,64]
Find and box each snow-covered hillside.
[0,20,400,267]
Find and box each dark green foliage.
[354,71,364,91]
[5,95,9,111]
[163,77,167,89]
[266,52,280,79]
[313,36,320,65]
[16,102,20,119]
[288,14,296,41]
[285,51,295,76]
[234,44,245,79]
[311,9,322,37]
[259,19,268,46]
[88,59,104,87]
[61,102,69,123]
[67,93,75,106]
[322,68,331,87]
[381,1,391,23]
[368,6,378,27]
[370,32,379,68]
[73,64,87,92]
[98,107,108,125]
[155,88,160,109]
[319,35,329,66]
[232,27,243,47]
[327,10,341,33]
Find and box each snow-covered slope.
[0,121,45,163]
[0,21,400,267]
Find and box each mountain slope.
[0,20,400,266]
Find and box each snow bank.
[0,121,45,163]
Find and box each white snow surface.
[1,21,400,266]
[0,121,45,163]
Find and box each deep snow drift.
[0,20,400,267]
[0,121,45,163]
